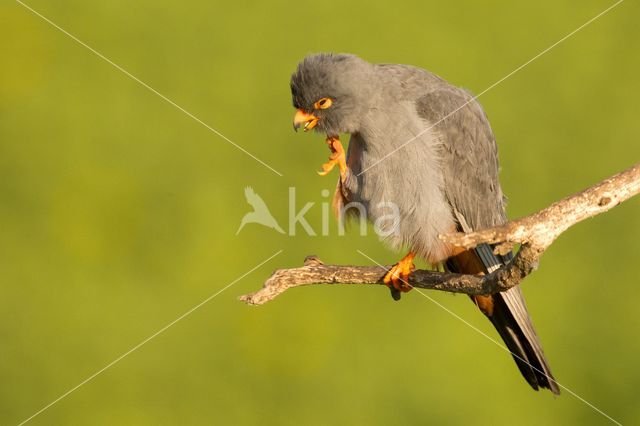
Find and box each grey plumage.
[291,53,559,393]
[292,54,379,137]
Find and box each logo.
[236,187,400,237]
[236,187,285,235]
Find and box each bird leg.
[318,136,347,182]
[383,252,415,293]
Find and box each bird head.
[291,53,376,137]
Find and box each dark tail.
[447,244,560,394]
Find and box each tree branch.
[239,163,640,306]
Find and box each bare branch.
[240,163,640,306]
[442,163,640,251]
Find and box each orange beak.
[293,109,319,132]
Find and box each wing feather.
[418,88,559,393]
[415,87,507,230]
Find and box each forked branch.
[240,163,640,305]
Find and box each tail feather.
[447,244,560,394]
[491,287,560,394]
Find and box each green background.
[2,0,639,424]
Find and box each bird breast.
[340,107,456,264]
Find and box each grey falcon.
[291,53,560,394]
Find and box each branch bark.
[240,163,640,306]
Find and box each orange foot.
[318,136,347,181]
[383,252,415,293]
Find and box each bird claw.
[383,252,416,293]
[318,137,347,181]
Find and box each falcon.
[291,53,560,394]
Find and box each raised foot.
[318,136,347,181]
[383,252,416,293]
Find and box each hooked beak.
[293,109,319,132]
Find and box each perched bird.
[236,186,284,235]
[291,53,560,394]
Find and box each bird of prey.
[291,53,560,394]
[236,186,285,235]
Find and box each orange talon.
[318,137,347,181]
[383,252,416,293]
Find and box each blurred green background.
[1,0,639,424]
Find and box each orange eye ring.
[314,97,333,109]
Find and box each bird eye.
[314,97,333,109]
